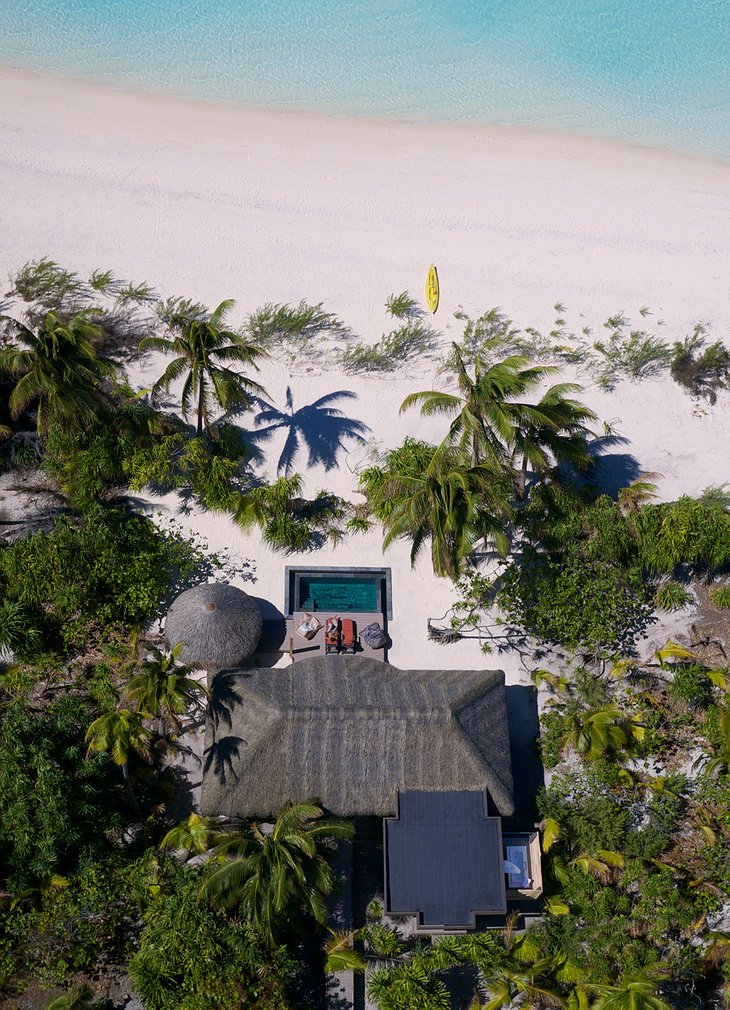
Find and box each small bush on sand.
[591,313,671,389]
[340,320,439,373]
[9,259,85,309]
[245,300,344,346]
[155,295,208,327]
[385,291,419,318]
[669,663,713,709]
[709,585,730,609]
[671,327,730,403]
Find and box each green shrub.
[669,664,713,709]
[0,697,126,890]
[497,548,652,653]
[245,300,343,346]
[88,268,116,293]
[358,438,438,521]
[2,857,141,987]
[385,291,419,318]
[591,314,671,389]
[0,599,44,661]
[636,492,730,576]
[0,505,204,649]
[340,320,439,373]
[539,708,567,769]
[655,579,693,611]
[128,862,296,1010]
[116,280,155,305]
[10,259,84,308]
[155,295,208,327]
[359,923,404,959]
[43,401,247,512]
[235,477,346,552]
[709,585,730,609]
[671,329,730,403]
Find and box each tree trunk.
[122,761,141,815]
[196,377,205,437]
[518,454,528,499]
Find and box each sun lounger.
[340,618,356,654]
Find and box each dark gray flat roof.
[385,791,506,929]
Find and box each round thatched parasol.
[165,583,263,670]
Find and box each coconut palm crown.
[376,447,512,579]
[139,299,267,436]
[401,342,594,497]
[0,311,117,435]
[125,642,206,738]
[400,340,558,468]
[198,800,354,947]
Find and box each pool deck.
[287,611,389,663]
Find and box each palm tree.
[478,915,565,1009]
[125,643,206,738]
[557,703,644,762]
[0,311,117,435]
[139,299,267,436]
[400,341,557,469]
[481,965,565,1009]
[198,800,354,946]
[323,929,367,974]
[159,812,222,856]
[377,448,512,578]
[587,964,671,1010]
[510,383,596,498]
[85,708,153,811]
[252,387,369,475]
[367,961,451,1010]
[617,475,659,515]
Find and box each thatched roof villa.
[201,655,542,932]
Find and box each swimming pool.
[286,567,391,618]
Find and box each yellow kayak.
[425,263,439,313]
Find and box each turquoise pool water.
[297,575,380,614]
[2,1,729,157]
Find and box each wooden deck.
[287,611,389,663]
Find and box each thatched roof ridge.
[201,656,513,818]
[165,582,262,671]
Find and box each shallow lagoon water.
[1,0,729,157]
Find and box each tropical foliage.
[495,482,730,653]
[198,800,354,946]
[0,311,117,435]
[2,260,729,1008]
[128,860,296,1010]
[0,504,204,653]
[140,299,267,436]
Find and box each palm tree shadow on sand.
[235,388,370,475]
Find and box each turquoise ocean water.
[1,0,729,157]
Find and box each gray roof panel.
[385,790,507,928]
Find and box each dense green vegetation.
[1,259,729,1008]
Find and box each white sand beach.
[2,65,729,677]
